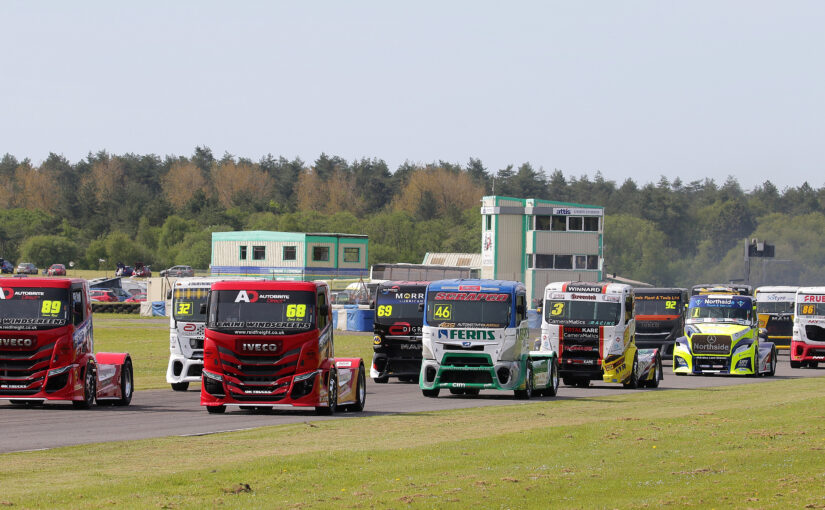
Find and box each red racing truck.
[0,278,133,407]
[201,280,367,414]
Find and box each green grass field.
[4,376,825,508]
[93,316,375,390]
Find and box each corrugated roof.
[422,253,482,268]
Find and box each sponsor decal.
[336,360,353,368]
[0,288,13,299]
[0,338,33,347]
[235,290,259,303]
[437,329,497,341]
[564,284,604,294]
[183,324,197,332]
[803,295,825,303]
[238,341,280,353]
[433,292,508,302]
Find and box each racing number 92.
[665,300,677,310]
[434,304,452,320]
[377,305,393,317]
[286,304,307,321]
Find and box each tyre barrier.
[333,308,374,332]
[91,302,141,314]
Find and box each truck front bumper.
[166,354,203,384]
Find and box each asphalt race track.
[1,353,821,453]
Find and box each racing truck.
[791,287,825,368]
[541,282,662,389]
[0,278,133,407]
[370,281,427,383]
[419,279,559,399]
[200,280,366,414]
[673,293,777,376]
[634,287,688,357]
[754,286,798,350]
[691,284,752,297]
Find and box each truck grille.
[691,335,732,355]
[694,356,731,371]
[217,346,300,401]
[805,325,825,343]
[439,369,493,384]
[0,342,53,395]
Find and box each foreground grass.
[4,377,825,508]
[93,317,375,390]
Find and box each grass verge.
[93,317,375,390]
[3,377,825,508]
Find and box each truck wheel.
[346,363,367,412]
[790,360,801,368]
[514,363,534,400]
[575,378,590,388]
[171,382,190,391]
[464,388,480,396]
[563,377,576,387]
[545,358,560,397]
[644,354,662,389]
[767,346,777,377]
[622,354,639,389]
[206,405,226,414]
[373,376,389,384]
[115,359,133,406]
[315,369,338,415]
[73,362,96,409]
[422,388,440,398]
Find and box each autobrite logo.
[0,288,14,299]
[234,290,259,303]
[437,329,496,340]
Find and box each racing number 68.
[286,304,307,320]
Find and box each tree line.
[1,147,824,288]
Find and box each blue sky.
[2,1,823,189]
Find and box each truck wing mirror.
[167,289,172,299]
[199,303,207,314]
[369,300,375,309]
[418,303,424,313]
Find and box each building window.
[239,246,247,260]
[583,217,600,231]
[283,246,297,261]
[587,255,600,270]
[554,255,573,269]
[312,246,330,262]
[343,247,360,263]
[535,216,551,231]
[568,216,583,231]
[252,246,266,260]
[535,254,554,269]
[526,255,533,269]
[485,215,492,231]
[551,216,567,231]
[575,255,587,269]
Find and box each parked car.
[159,265,195,277]
[133,262,151,278]
[47,263,67,276]
[116,262,134,277]
[90,289,119,302]
[0,259,13,274]
[109,288,132,302]
[16,262,38,275]
[125,293,147,303]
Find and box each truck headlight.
[732,339,754,356]
[48,365,73,377]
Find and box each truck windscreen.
[798,301,825,316]
[0,287,69,330]
[635,295,681,316]
[375,287,425,325]
[544,299,620,326]
[173,288,209,322]
[208,290,315,334]
[688,296,752,322]
[756,301,794,314]
[426,291,511,328]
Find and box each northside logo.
[437,329,496,341]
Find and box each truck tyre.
[767,346,777,377]
[171,382,190,391]
[622,354,639,389]
[790,360,801,369]
[399,376,417,383]
[115,359,133,406]
[373,375,389,384]
[514,363,534,400]
[73,362,96,409]
[315,369,338,415]
[545,358,560,397]
[644,354,662,388]
[422,388,440,398]
[575,378,590,388]
[206,405,226,414]
[463,388,480,396]
[346,363,367,412]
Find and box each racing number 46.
[434,304,452,319]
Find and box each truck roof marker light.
[459,285,481,291]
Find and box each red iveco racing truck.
[201,280,367,414]
[0,278,133,407]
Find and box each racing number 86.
[286,304,307,320]
[801,304,815,315]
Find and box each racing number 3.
[550,302,564,316]
[377,305,393,317]
[434,304,452,320]
[286,304,307,321]
[41,300,61,315]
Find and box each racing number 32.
[176,302,192,316]
[434,304,452,320]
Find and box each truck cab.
[200,280,366,414]
[166,278,219,391]
[754,286,798,350]
[0,278,133,407]
[634,288,688,357]
[370,281,427,383]
[791,287,825,368]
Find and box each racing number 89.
[286,304,307,320]
[377,305,393,317]
[41,300,61,315]
[434,304,452,320]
